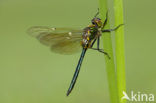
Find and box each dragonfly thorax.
[81,26,99,48]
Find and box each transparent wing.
[27,26,82,37]
[27,26,83,54]
[50,40,82,55]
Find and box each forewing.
[27,26,83,54]
[27,26,82,37]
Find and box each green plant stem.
[99,0,119,103]
[113,0,126,103]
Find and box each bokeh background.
[0,0,156,103]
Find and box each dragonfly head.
[91,18,102,28]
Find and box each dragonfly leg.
[102,24,124,32]
[90,36,100,49]
[90,37,110,59]
[90,39,97,48]
[94,8,99,18]
[97,37,100,49]
[102,11,108,29]
[90,47,110,59]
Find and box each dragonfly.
[27,10,123,96]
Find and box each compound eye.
[91,19,95,24]
[92,22,95,25]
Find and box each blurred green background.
[0,0,156,103]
